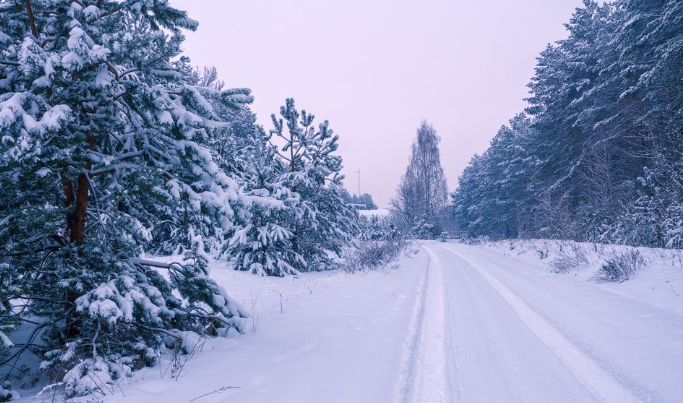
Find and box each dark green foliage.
[340,189,379,210]
[452,114,536,239]
[270,99,360,271]
[226,98,360,275]
[0,0,247,395]
[452,0,683,248]
[411,215,435,240]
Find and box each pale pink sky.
[170,0,589,207]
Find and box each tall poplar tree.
[392,122,449,236]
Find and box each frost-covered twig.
[189,385,241,402]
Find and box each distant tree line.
[340,189,378,210]
[452,0,683,249]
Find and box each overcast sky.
[169,0,588,208]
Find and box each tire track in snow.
[394,254,429,403]
[442,246,643,403]
[395,246,451,403]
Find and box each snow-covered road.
[399,243,647,403]
[77,241,682,403]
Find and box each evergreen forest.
[452,0,683,249]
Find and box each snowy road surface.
[90,242,681,403]
[399,244,642,403]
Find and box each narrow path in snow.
[398,243,645,403]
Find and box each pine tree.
[223,98,358,276]
[144,60,256,255]
[0,0,246,394]
[452,114,537,239]
[270,98,359,271]
[411,215,435,240]
[524,0,618,239]
[392,121,449,236]
[223,131,306,276]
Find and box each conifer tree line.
[0,0,358,395]
[452,0,683,248]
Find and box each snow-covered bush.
[359,214,401,241]
[222,135,307,277]
[593,249,647,283]
[34,258,247,397]
[460,236,491,245]
[550,244,589,273]
[411,215,435,240]
[62,357,120,398]
[0,381,18,402]
[228,219,304,277]
[342,240,408,273]
[537,248,549,259]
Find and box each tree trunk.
[62,173,90,339]
[289,130,296,173]
[70,174,90,245]
[63,174,90,245]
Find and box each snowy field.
[14,240,683,403]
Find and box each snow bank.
[53,252,427,403]
[11,240,683,402]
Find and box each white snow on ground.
[456,240,683,402]
[438,245,639,402]
[13,240,683,403]
[57,251,428,403]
